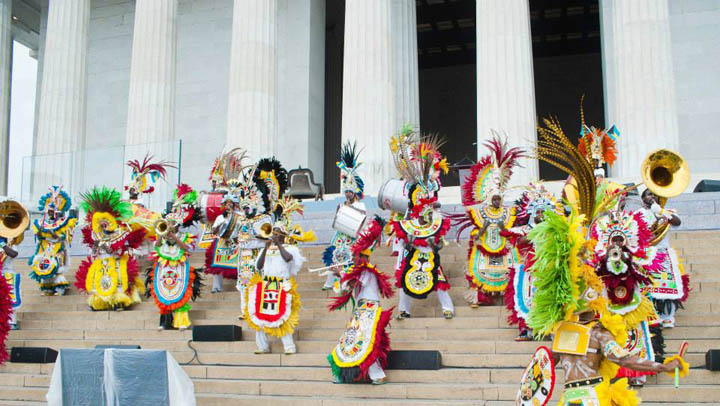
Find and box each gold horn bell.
[153,218,171,237]
[0,200,30,240]
[641,149,690,200]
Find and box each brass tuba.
[641,149,689,245]
[641,149,690,204]
[0,200,30,240]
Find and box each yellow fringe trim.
[663,355,690,378]
[244,274,301,339]
[172,310,191,329]
[620,296,657,330]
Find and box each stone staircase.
[0,231,718,405]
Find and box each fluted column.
[125,0,177,150]
[601,0,679,180]
[391,0,419,130]
[0,0,11,195]
[476,0,537,186]
[226,0,277,158]
[34,0,90,196]
[342,0,394,195]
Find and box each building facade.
[5,0,720,208]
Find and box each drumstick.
[675,341,689,388]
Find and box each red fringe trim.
[461,156,492,206]
[81,226,93,248]
[125,256,140,294]
[505,266,522,327]
[679,273,690,302]
[328,292,353,312]
[351,219,385,257]
[203,239,238,279]
[394,264,404,289]
[616,366,655,378]
[151,263,195,314]
[0,273,12,364]
[434,218,451,245]
[357,307,393,381]
[123,229,146,252]
[74,257,93,292]
[390,221,408,244]
[436,279,450,291]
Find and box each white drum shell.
[377,179,409,213]
[332,205,366,238]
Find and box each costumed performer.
[513,114,688,406]
[503,182,561,341]
[328,216,394,385]
[1,235,21,332]
[388,133,454,320]
[451,134,525,306]
[245,197,314,355]
[147,184,203,330]
[323,141,367,290]
[204,149,247,292]
[28,186,77,295]
[636,188,688,329]
[75,187,146,311]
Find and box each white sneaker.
[284,347,297,355]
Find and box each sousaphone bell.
[0,200,30,240]
[640,149,690,244]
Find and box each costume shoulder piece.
[125,153,176,195]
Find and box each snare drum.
[198,191,226,224]
[377,179,409,213]
[332,205,367,238]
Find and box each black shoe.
[396,311,411,320]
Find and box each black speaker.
[386,350,441,370]
[694,180,720,193]
[10,347,58,363]
[706,349,720,371]
[192,325,242,342]
[95,345,142,350]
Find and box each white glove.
[650,202,663,216]
[282,279,292,292]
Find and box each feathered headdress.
[166,184,200,227]
[391,131,448,208]
[577,96,620,169]
[125,154,176,195]
[38,186,72,214]
[337,141,364,199]
[514,182,563,226]
[462,132,526,206]
[253,157,288,216]
[80,187,134,236]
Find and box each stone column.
[476,0,537,186]
[392,0,419,130]
[34,0,90,196]
[601,0,679,180]
[226,0,277,158]
[0,0,11,195]
[125,0,178,210]
[342,0,394,195]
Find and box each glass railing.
[21,141,185,214]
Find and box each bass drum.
[198,191,227,224]
[332,205,367,238]
[377,179,409,213]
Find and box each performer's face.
[642,190,658,207]
[129,188,139,199]
[533,207,544,224]
[345,191,355,202]
[491,195,502,208]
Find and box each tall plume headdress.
[461,131,527,206]
[125,153,176,195]
[577,95,620,170]
[337,141,365,199]
[391,129,448,201]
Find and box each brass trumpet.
[0,200,30,240]
[255,221,274,240]
[153,218,175,237]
